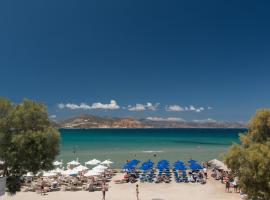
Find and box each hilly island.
[54,114,246,129]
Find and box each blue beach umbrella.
[189,163,203,170]
[157,160,170,170]
[187,159,198,164]
[174,165,187,170]
[174,160,184,164]
[122,164,131,169]
[140,160,154,171]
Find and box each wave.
[142,150,164,153]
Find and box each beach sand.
[2,173,241,200]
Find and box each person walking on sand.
[136,184,139,200]
[101,182,106,200]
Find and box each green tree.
[0,97,60,194]
[225,109,270,200]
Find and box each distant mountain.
[55,114,150,128]
[54,115,246,129]
[141,118,246,128]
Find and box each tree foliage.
[225,109,270,200]
[0,97,60,194]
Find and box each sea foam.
[142,150,164,153]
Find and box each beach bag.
[0,177,6,196]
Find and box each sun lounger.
[114,179,127,184]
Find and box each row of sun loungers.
[21,169,115,193]
[120,159,207,184]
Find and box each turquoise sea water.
[58,128,246,168]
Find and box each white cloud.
[192,118,217,123]
[127,104,146,111]
[66,103,81,110]
[208,106,213,110]
[166,105,184,112]
[195,107,204,112]
[127,103,159,111]
[58,103,65,109]
[189,105,196,111]
[91,100,120,110]
[168,105,205,112]
[146,102,160,111]
[146,117,186,122]
[49,115,56,119]
[57,100,120,110]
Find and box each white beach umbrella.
[101,160,113,165]
[43,171,57,177]
[67,160,80,166]
[92,164,107,172]
[51,167,63,174]
[25,172,34,177]
[74,165,89,172]
[209,159,229,171]
[85,159,101,166]
[84,170,101,177]
[53,160,63,166]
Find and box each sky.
[0,0,270,122]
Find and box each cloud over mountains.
[57,100,213,114]
[126,103,160,111]
[58,100,120,110]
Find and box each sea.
[58,128,246,168]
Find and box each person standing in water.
[136,184,139,200]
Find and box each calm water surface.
[58,128,246,168]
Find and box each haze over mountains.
[54,114,246,129]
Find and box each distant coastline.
[54,114,247,129]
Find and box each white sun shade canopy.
[209,159,229,171]
[25,172,34,177]
[74,165,88,172]
[53,161,63,166]
[92,165,108,172]
[67,160,80,166]
[101,160,113,165]
[43,171,57,177]
[85,159,101,165]
[51,168,64,173]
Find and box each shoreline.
[59,127,247,130]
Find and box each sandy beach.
[3,173,241,200]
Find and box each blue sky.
[0,0,270,122]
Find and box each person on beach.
[233,177,239,193]
[203,167,207,179]
[40,178,45,196]
[225,179,230,192]
[101,182,106,200]
[136,184,139,200]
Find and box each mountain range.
[54,114,246,129]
